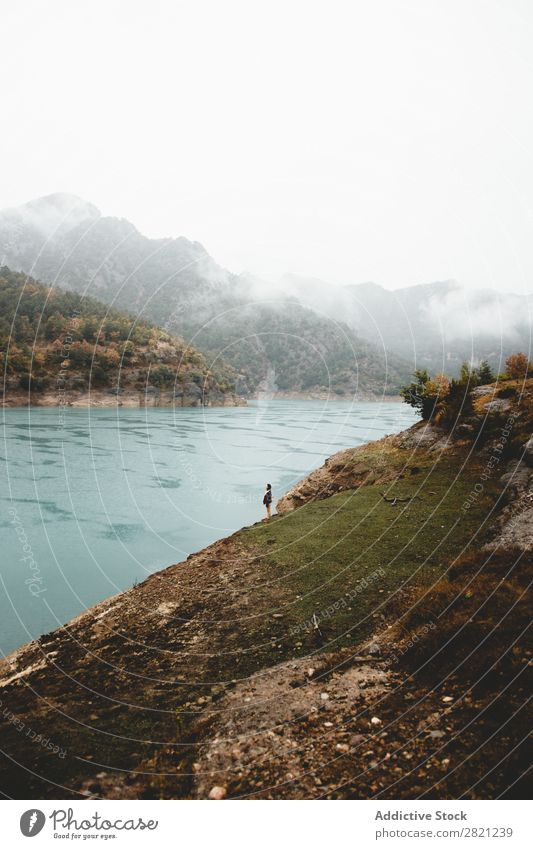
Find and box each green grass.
[241,456,500,653]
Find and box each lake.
[0,400,418,654]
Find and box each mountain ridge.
[0,195,409,398]
[285,272,532,375]
[3,193,530,394]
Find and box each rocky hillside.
[0,194,409,397]
[0,268,242,407]
[0,379,530,799]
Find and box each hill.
[0,267,242,407]
[0,195,409,398]
[0,378,530,798]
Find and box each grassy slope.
[240,461,499,656]
[0,424,507,799]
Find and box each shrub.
[436,377,473,427]
[120,341,135,362]
[95,349,121,371]
[497,385,518,399]
[19,373,48,392]
[18,373,31,390]
[68,341,93,368]
[79,316,100,342]
[150,365,175,387]
[188,369,206,386]
[401,368,473,426]
[89,365,108,386]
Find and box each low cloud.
[422,286,532,342]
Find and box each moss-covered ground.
[240,449,500,656]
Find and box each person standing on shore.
[263,483,273,520]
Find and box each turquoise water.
[0,401,417,654]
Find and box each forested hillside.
[0,268,241,406]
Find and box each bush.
[497,385,518,399]
[68,342,93,368]
[401,368,472,426]
[89,365,108,386]
[120,341,135,362]
[188,369,206,386]
[45,313,68,340]
[19,373,49,392]
[79,316,100,342]
[437,378,473,427]
[150,365,175,387]
[95,349,120,371]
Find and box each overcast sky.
[1,0,532,292]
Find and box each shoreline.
[268,393,402,401]
[0,383,530,799]
[0,390,247,408]
[1,392,404,408]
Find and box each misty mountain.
[0,194,408,397]
[280,274,532,376]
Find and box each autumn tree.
[505,352,532,380]
[44,313,68,341]
[433,372,450,396]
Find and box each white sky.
[1,0,533,292]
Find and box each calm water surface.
[0,400,417,654]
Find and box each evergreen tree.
[477,360,495,384]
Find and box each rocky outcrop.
[277,420,449,513]
[276,447,376,513]
[1,388,246,408]
[483,454,533,552]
